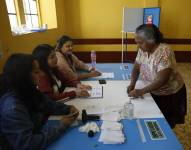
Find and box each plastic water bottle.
[124,101,134,119]
[91,50,96,70]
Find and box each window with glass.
[22,0,39,28]
[5,0,40,34]
[5,0,19,30]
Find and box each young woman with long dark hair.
[0,54,79,149]
[33,44,90,101]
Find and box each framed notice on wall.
[143,7,160,27]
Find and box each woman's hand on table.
[128,89,145,98]
[77,83,92,90]
[75,88,90,97]
[90,70,102,77]
[60,106,79,127]
[127,84,135,94]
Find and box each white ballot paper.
[101,111,122,122]
[99,130,125,144]
[88,86,103,98]
[101,121,123,131]
[94,72,114,79]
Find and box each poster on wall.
[143,7,160,27]
[122,7,143,32]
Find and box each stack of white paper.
[94,72,114,79]
[99,112,125,144]
[85,105,104,115]
[88,86,103,98]
[101,121,123,130]
[99,130,125,144]
[101,111,121,122]
[85,105,123,115]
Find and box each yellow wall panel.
[144,0,158,7]
[63,0,191,51]
[159,0,191,38]
[64,0,145,38]
[40,0,57,29]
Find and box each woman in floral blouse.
[127,24,187,128]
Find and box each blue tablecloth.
[47,118,183,150]
[82,63,133,80]
[47,63,183,150]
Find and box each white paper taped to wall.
[122,7,143,32]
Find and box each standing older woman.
[55,35,101,86]
[127,24,187,128]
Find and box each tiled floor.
[174,63,191,150]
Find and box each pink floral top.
[135,43,184,95]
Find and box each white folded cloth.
[99,130,125,144]
[101,111,121,122]
[101,121,123,131]
[79,122,100,133]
